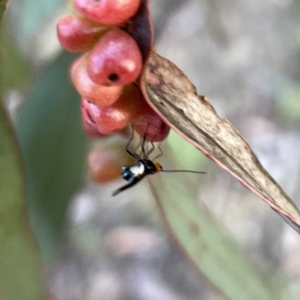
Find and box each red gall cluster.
[56,0,169,183]
[57,0,169,142]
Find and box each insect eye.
[122,169,133,181]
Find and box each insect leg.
[126,127,140,159]
[152,143,163,161]
[141,135,147,159]
[140,123,150,159]
[146,141,155,158]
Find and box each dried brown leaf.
[141,50,300,233]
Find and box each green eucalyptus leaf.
[16,51,87,262]
[148,173,283,300]
[0,104,44,300]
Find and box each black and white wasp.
[112,130,206,196]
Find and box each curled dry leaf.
[123,0,153,62]
[140,50,300,234]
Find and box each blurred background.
[2,0,300,299]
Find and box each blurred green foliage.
[279,85,300,123]
[0,0,8,22]
[0,104,45,300]
[1,0,88,263]
[0,2,45,299]
[2,22,30,90]
[16,52,88,261]
[12,0,62,43]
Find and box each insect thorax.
[130,162,146,177]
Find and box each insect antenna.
[153,144,206,174]
[161,169,207,174]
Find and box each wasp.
[112,130,206,196]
